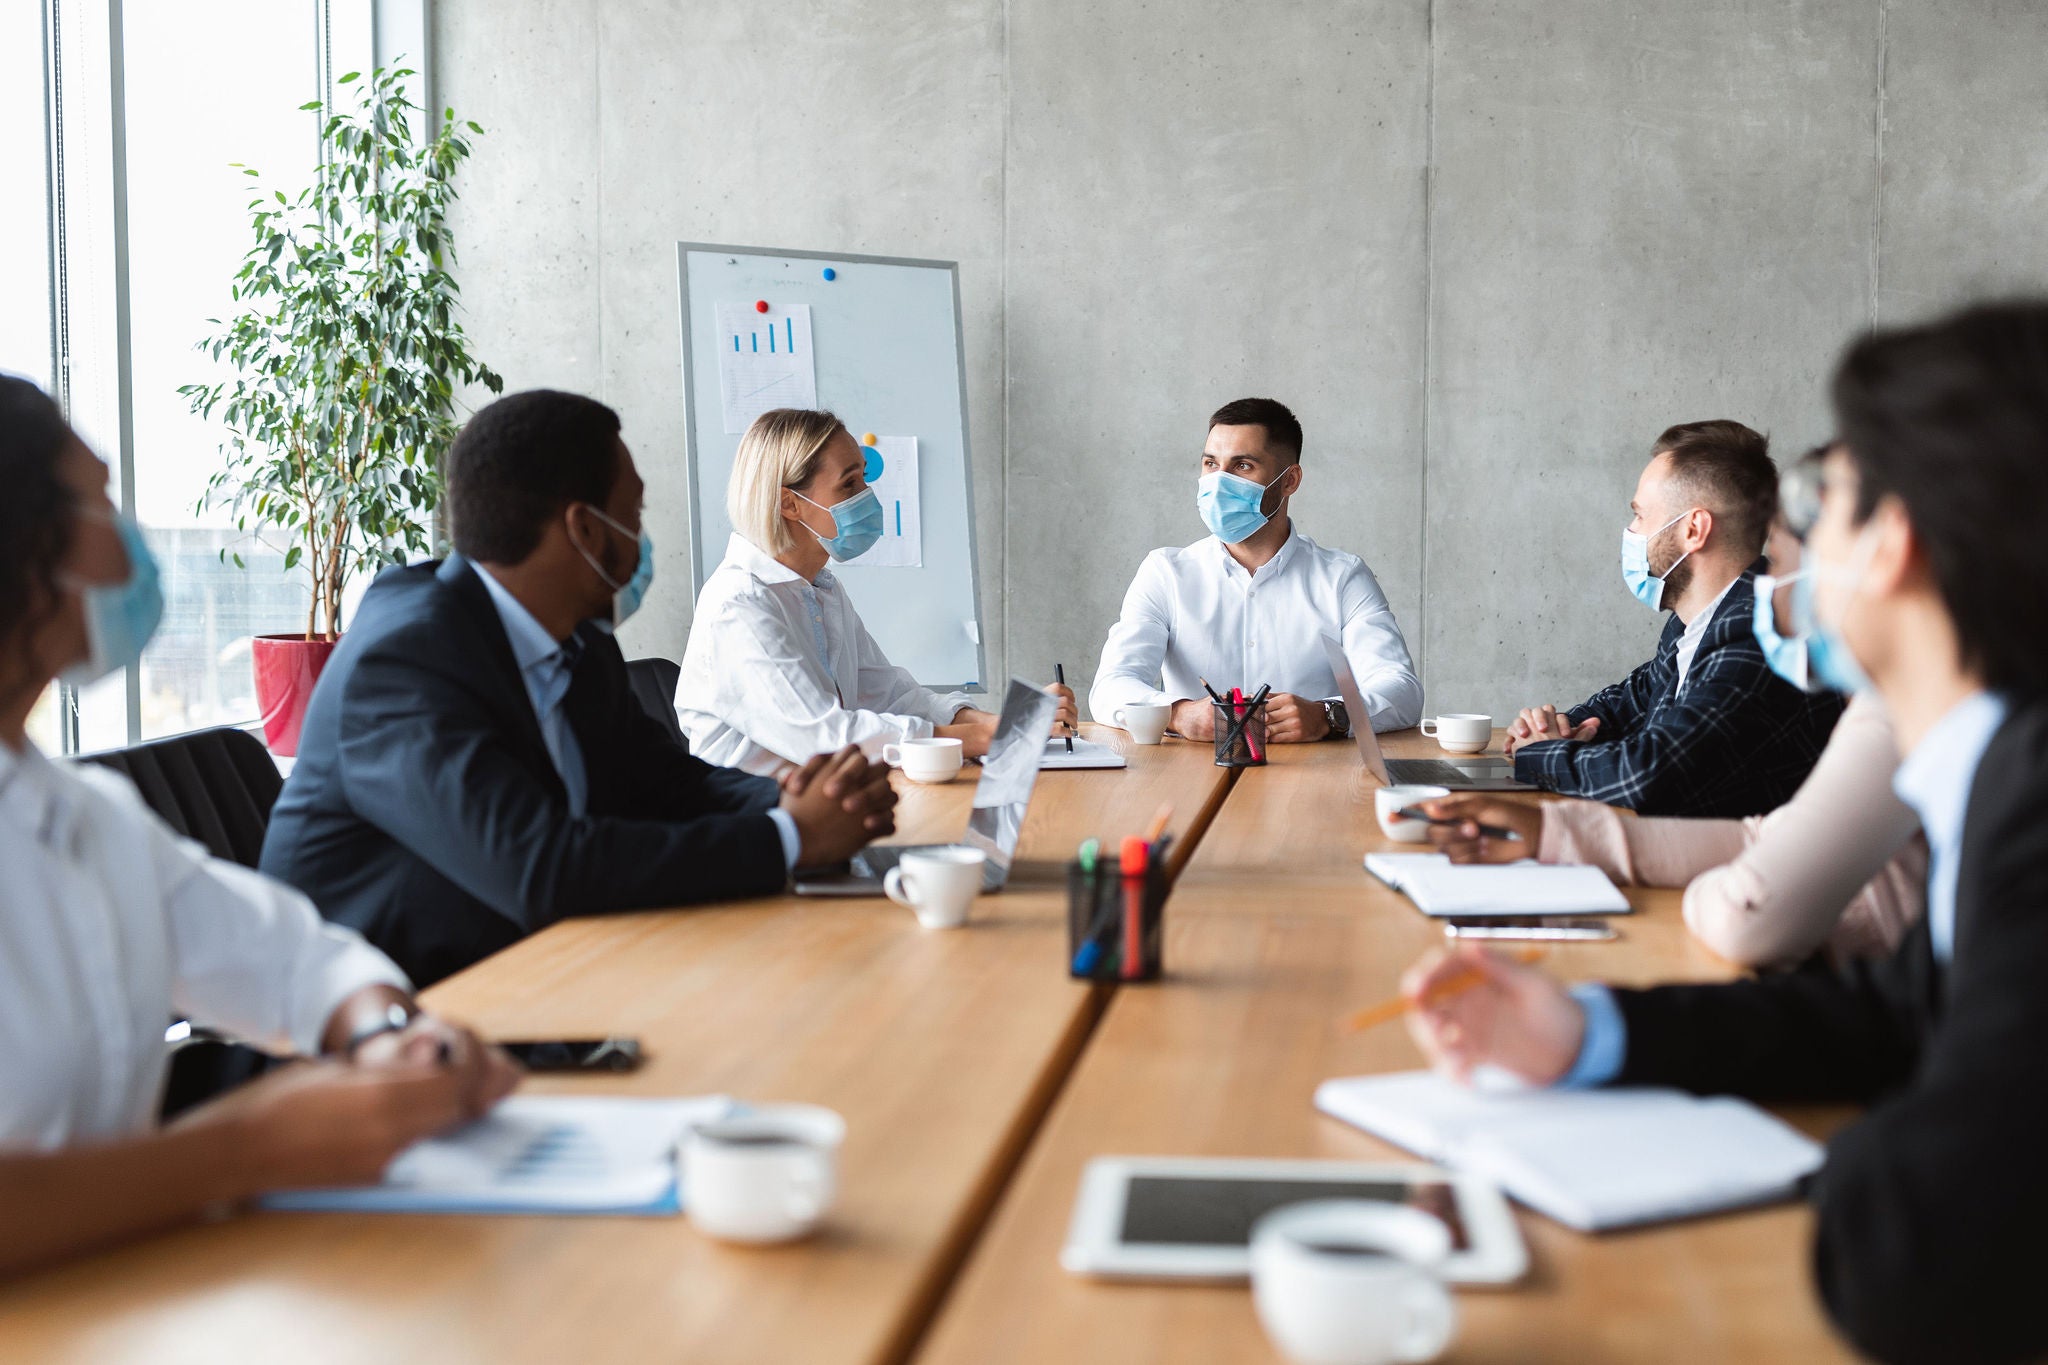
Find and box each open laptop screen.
[962,679,1061,873]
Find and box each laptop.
[793,678,1062,896]
[1318,634,1534,792]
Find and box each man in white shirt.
[1089,397,1422,741]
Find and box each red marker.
[1120,836,1148,980]
[754,299,770,313]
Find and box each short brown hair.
[1651,419,1776,558]
[1208,397,1303,463]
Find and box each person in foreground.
[1401,301,2048,1365]
[677,408,1076,774]
[0,376,517,1279]
[1420,452,1926,969]
[1089,397,1422,742]
[1505,420,1843,817]
[262,390,897,988]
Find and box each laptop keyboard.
[1388,759,1514,786]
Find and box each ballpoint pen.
[1054,662,1073,753]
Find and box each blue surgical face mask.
[1750,571,1813,691]
[1619,509,1696,611]
[61,510,165,686]
[1791,533,1878,695]
[1197,469,1288,544]
[795,484,885,562]
[575,504,654,626]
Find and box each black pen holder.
[1212,698,1269,767]
[1066,840,1170,982]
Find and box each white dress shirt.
[475,564,589,816]
[677,534,977,776]
[1892,689,2009,964]
[1674,576,1738,692]
[1088,525,1423,732]
[475,561,801,868]
[0,740,408,1147]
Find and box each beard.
[1656,549,1695,606]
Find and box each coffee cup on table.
[1418,713,1492,755]
[1251,1201,1458,1365]
[881,736,964,783]
[683,1103,846,1244]
[1112,702,1172,745]
[883,845,987,929]
[1374,785,1452,843]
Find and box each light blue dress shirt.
[474,566,802,869]
[1556,689,2008,1089]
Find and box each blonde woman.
[678,409,1076,775]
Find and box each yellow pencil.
[1340,946,1546,1033]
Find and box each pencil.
[1339,946,1546,1033]
[1143,803,1174,844]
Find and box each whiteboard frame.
[675,241,987,692]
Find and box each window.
[20,0,398,754]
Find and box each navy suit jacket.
[260,556,787,987]
[1513,565,1844,817]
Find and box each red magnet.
[754,299,770,313]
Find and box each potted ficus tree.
[182,64,501,755]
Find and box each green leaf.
[338,70,360,84]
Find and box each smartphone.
[498,1038,644,1072]
[1443,918,1619,942]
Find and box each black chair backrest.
[627,656,686,747]
[79,727,284,868]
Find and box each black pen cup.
[1066,841,1170,982]
[1212,698,1269,767]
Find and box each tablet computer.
[1059,1156,1527,1285]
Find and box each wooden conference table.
[0,727,1856,1363]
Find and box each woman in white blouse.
[678,408,1076,774]
[0,378,518,1278]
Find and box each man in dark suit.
[1399,301,2048,1365]
[261,390,898,987]
[1505,420,1843,817]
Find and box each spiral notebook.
[1363,853,1632,917]
[1316,1070,1822,1232]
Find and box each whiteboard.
[677,243,985,691]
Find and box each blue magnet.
[822,267,837,281]
[861,444,884,482]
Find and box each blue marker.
[822,267,837,281]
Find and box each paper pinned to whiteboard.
[716,302,817,433]
[848,436,922,568]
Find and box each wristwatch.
[343,1001,419,1057]
[1321,698,1351,740]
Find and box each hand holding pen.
[1411,796,1544,866]
[1050,663,1079,750]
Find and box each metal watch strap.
[1323,698,1350,739]
[343,1001,417,1056]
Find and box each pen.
[1393,807,1526,842]
[1338,946,1547,1033]
[1054,662,1073,753]
[1078,836,1100,873]
[1243,683,1271,762]
[1120,835,1147,981]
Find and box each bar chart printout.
[715,301,818,433]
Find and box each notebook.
[262,1094,733,1215]
[1364,853,1632,917]
[1315,1070,1823,1232]
[1040,736,1128,770]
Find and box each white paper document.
[1363,852,1632,917]
[846,436,922,568]
[1316,1071,1823,1231]
[263,1094,733,1216]
[1040,736,1127,770]
[716,302,817,433]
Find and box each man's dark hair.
[0,375,78,696]
[1832,299,2048,696]
[1208,397,1303,463]
[447,390,623,562]
[1652,419,1777,558]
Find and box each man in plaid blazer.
[1505,421,1843,818]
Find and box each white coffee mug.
[881,736,965,783]
[1374,784,1451,843]
[1251,1202,1458,1365]
[1418,713,1493,755]
[883,845,987,929]
[1112,702,1173,745]
[683,1103,846,1245]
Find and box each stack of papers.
[1316,1071,1823,1231]
[1040,737,1128,770]
[1363,853,1632,917]
[263,1095,732,1215]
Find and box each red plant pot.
[251,634,338,757]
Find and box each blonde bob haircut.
[727,408,851,556]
